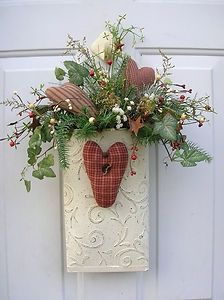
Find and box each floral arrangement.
[0,15,214,192]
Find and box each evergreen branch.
[54,113,78,168]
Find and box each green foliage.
[64,61,89,85]
[136,125,160,145]
[55,61,89,85]
[28,127,42,148]
[173,141,212,167]
[55,113,78,168]
[55,67,66,81]
[96,111,116,131]
[32,154,56,180]
[24,126,55,188]
[40,120,53,143]
[112,55,129,99]
[105,14,144,47]
[24,180,31,192]
[27,128,42,166]
[153,113,177,140]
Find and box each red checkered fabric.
[83,141,128,208]
[125,58,155,89]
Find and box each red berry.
[107,59,113,66]
[171,141,180,150]
[29,111,35,118]
[131,154,137,161]
[158,96,164,104]
[9,140,15,147]
[180,95,185,101]
[89,69,94,77]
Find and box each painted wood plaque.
[63,130,149,272]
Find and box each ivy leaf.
[27,145,41,165]
[68,69,84,85]
[153,113,177,140]
[29,128,42,148]
[38,154,54,169]
[27,149,37,165]
[42,168,56,178]
[64,61,89,85]
[32,167,55,179]
[41,122,53,143]
[27,129,42,166]
[32,155,56,180]
[24,180,31,192]
[32,169,44,180]
[64,61,89,77]
[55,67,66,81]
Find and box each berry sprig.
[129,143,139,176]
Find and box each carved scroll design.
[63,131,149,271]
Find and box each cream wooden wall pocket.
[63,130,149,272]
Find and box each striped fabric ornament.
[45,83,97,116]
[83,141,128,208]
[125,58,155,89]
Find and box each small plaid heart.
[125,58,155,89]
[45,82,96,116]
[83,141,128,208]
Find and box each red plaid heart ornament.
[83,141,128,208]
[45,82,96,116]
[125,58,155,89]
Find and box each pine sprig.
[54,113,78,168]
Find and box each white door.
[1,1,224,299]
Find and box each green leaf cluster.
[32,154,56,180]
[153,113,177,141]
[27,128,42,165]
[23,124,55,190]
[54,113,79,168]
[173,141,212,167]
[55,61,89,85]
[136,125,160,145]
[24,180,31,192]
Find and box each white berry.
[89,117,96,124]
